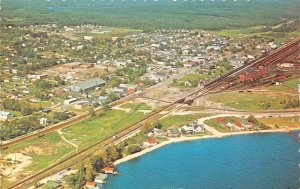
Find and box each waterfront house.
[167,128,181,137]
[153,128,165,137]
[225,122,234,129]
[241,119,253,129]
[102,167,116,174]
[94,173,108,184]
[215,117,226,125]
[0,111,13,121]
[85,181,97,189]
[234,121,244,130]
[193,124,205,133]
[180,125,194,135]
[143,138,158,147]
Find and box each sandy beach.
[114,128,299,166]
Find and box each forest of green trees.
[2,0,300,30]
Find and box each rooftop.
[0,111,12,116]
[74,77,106,90]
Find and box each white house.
[193,124,205,133]
[180,125,194,135]
[40,118,49,126]
[0,111,13,120]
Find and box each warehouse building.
[65,78,106,92]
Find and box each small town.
[1,1,300,189]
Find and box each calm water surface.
[105,132,300,189]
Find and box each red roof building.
[143,138,158,147]
[215,117,226,124]
[85,181,97,187]
[102,167,115,174]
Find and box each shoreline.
[114,128,299,166]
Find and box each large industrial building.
[65,78,106,92]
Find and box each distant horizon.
[2,0,300,30]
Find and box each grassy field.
[121,102,151,110]
[258,117,300,129]
[267,78,299,91]
[3,132,75,179]
[204,118,232,133]
[160,114,207,129]
[61,109,146,148]
[210,92,298,110]
[2,102,150,187]
[172,73,212,88]
[70,26,141,40]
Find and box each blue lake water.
[105,132,300,189]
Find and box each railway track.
[2,94,140,149]
[8,103,180,189]
[6,37,300,189]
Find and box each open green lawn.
[258,116,300,128]
[172,73,212,88]
[267,78,299,91]
[62,109,146,148]
[160,114,208,129]
[4,132,75,172]
[210,92,298,110]
[204,118,234,133]
[72,27,141,40]
[2,103,151,186]
[121,102,151,111]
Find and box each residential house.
[193,124,205,133]
[42,108,51,113]
[206,45,221,52]
[225,122,234,129]
[180,125,194,135]
[102,167,116,174]
[74,101,89,110]
[94,173,108,184]
[115,61,128,68]
[40,118,49,126]
[182,49,189,56]
[64,98,78,105]
[167,128,180,137]
[98,96,108,105]
[0,111,13,120]
[241,119,253,129]
[112,87,126,97]
[215,117,226,125]
[85,181,97,189]
[143,138,158,147]
[184,80,193,87]
[153,128,165,137]
[234,121,244,130]
[183,60,199,68]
